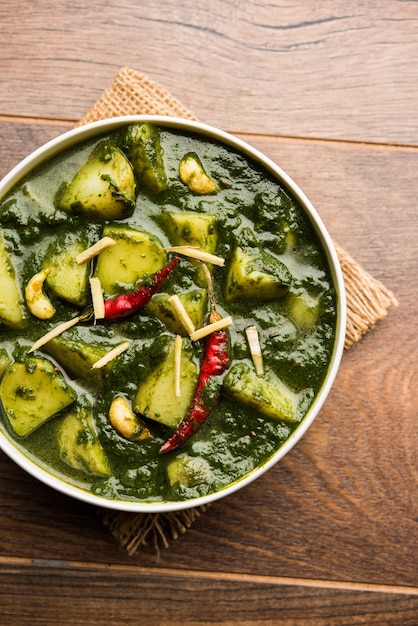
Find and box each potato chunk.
[44,329,116,387]
[58,405,111,477]
[0,233,27,329]
[287,291,320,329]
[57,140,136,219]
[223,363,301,424]
[167,453,212,487]
[0,357,76,436]
[160,211,218,285]
[43,233,89,306]
[160,211,218,253]
[94,225,167,296]
[121,123,168,194]
[225,245,292,302]
[145,289,208,335]
[134,336,198,429]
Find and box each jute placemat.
[76,66,398,555]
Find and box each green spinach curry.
[0,122,337,502]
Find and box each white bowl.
[0,116,346,512]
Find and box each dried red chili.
[160,264,231,453]
[82,256,180,322]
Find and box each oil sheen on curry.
[0,123,337,502]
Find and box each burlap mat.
[76,66,398,555]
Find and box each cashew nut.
[179,152,217,194]
[25,268,56,320]
[109,396,151,441]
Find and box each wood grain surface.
[1,0,418,145]
[1,1,417,624]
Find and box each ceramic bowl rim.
[0,115,346,512]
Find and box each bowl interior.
[0,116,346,512]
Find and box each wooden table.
[1,2,417,624]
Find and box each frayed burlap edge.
[335,243,398,349]
[101,505,209,559]
[77,67,398,555]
